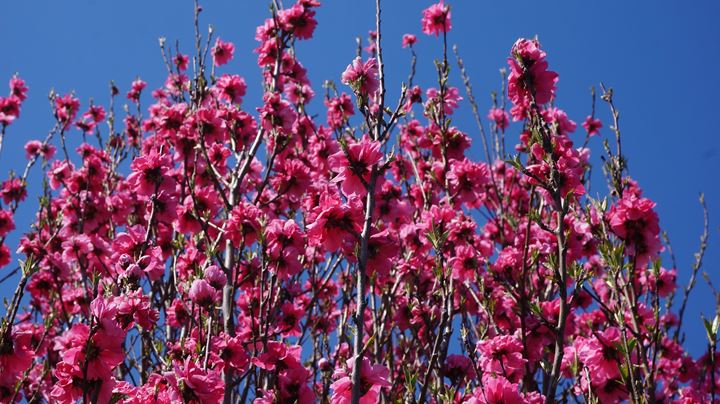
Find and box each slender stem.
[674,193,710,342]
[350,1,385,403]
[545,197,568,403]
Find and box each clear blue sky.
[1,1,718,357]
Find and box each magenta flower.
[470,375,526,404]
[330,358,390,404]
[168,358,224,404]
[9,75,28,101]
[582,115,602,136]
[226,201,262,248]
[251,341,304,372]
[0,328,33,388]
[126,150,175,196]
[477,335,527,383]
[488,107,510,131]
[341,57,379,96]
[442,354,475,384]
[449,244,481,282]
[421,2,452,36]
[307,193,363,252]
[576,327,622,385]
[543,107,576,136]
[607,193,662,269]
[328,135,382,197]
[83,105,106,123]
[61,234,94,263]
[425,86,463,115]
[402,33,417,48]
[174,53,189,71]
[212,38,235,66]
[279,3,318,40]
[447,158,489,208]
[0,96,20,125]
[189,279,217,306]
[0,244,9,268]
[259,92,298,134]
[126,78,147,101]
[325,93,354,130]
[507,38,558,119]
[54,93,80,129]
[202,265,226,289]
[277,366,315,403]
[215,74,247,105]
[24,140,42,159]
[0,209,15,237]
[276,301,304,337]
[266,219,305,279]
[0,178,26,205]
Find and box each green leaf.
[702,315,715,343]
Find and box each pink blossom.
[266,219,304,279]
[543,107,576,136]
[169,358,224,403]
[0,96,20,125]
[307,193,363,252]
[421,2,452,36]
[402,33,417,48]
[447,158,489,207]
[277,366,315,403]
[213,38,235,66]
[425,86,463,115]
[341,57,379,96]
[0,209,15,237]
[24,140,42,159]
[83,105,106,123]
[259,92,297,134]
[582,115,602,136]
[204,265,227,289]
[189,279,217,306]
[488,107,510,131]
[126,78,147,101]
[0,244,9,268]
[0,178,26,205]
[576,327,622,386]
[330,358,390,404]
[174,53,189,70]
[215,74,247,105]
[127,150,175,196]
[477,335,527,383]
[279,3,318,40]
[607,193,662,268]
[507,38,558,119]
[325,93,354,129]
[226,201,262,248]
[442,354,475,384]
[54,93,80,129]
[473,376,527,404]
[328,135,382,197]
[9,75,28,101]
[285,82,315,105]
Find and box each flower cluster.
[0,1,714,404]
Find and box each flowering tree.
[0,1,715,403]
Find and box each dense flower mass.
[507,38,559,120]
[608,192,663,268]
[0,1,714,404]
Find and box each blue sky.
[1,0,718,357]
